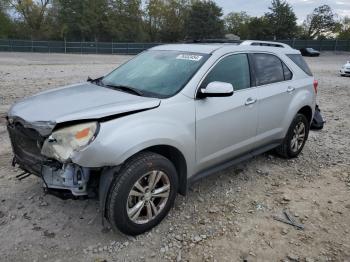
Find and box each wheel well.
[141,145,188,196]
[298,106,313,123]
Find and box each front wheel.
[276,113,310,158]
[106,152,178,235]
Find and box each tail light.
[313,79,318,94]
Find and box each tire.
[106,152,178,235]
[276,113,310,158]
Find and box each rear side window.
[282,63,293,80]
[202,53,251,91]
[252,53,284,86]
[287,54,313,76]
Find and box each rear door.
[251,53,294,146]
[195,53,258,171]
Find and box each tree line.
[0,0,349,42]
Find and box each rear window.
[287,54,313,76]
[252,53,285,86]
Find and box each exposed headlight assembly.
[41,122,99,162]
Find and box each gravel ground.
[0,51,349,262]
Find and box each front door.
[195,53,258,172]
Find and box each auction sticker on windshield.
[176,54,203,61]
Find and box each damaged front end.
[7,117,98,196]
[6,81,161,200]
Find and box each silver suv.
[7,41,317,235]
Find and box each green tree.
[10,0,50,39]
[159,0,190,42]
[55,0,83,40]
[0,0,13,38]
[303,5,338,39]
[265,0,297,39]
[247,16,272,40]
[55,0,110,41]
[107,0,146,42]
[145,0,165,41]
[145,0,190,42]
[337,16,350,40]
[185,0,224,40]
[224,11,250,39]
[81,0,109,41]
[42,0,62,40]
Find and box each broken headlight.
[41,122,99,162]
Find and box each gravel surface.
[0,51,349,262]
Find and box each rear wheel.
[276,113,309,158]
[106,152,178,235]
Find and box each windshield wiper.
[87,76,104,86]
[88,77,143,96]
[105,84,143,96]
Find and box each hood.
[7,82,161,136]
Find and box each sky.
[214,0,350,24]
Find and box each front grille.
[7,122,48,175]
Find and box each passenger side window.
[201,54,250,91]
[253,53,285,86]
[282,62,293,80]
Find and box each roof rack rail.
[184,39,242,44]
[240,40,291,48]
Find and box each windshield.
[102,50,209,98]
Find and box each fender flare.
[99,166,120,224]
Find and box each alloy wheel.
[290,122,306,152]
[126,170,170,224]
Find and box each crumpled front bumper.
[7,120,49,176]
[7,121,91,196]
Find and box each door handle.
[287,86,295,93]
[245,97,257,106]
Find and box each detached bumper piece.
[42,164,90,196]
[7,121,90,196]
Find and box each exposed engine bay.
[41,164,90,196]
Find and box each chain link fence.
[0,39,161,54]
[0,39,349,54]
[278,39,350,52]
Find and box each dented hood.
[7,82,160,135]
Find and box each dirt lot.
[0,51,349,262]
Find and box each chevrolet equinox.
[7,40,317,235]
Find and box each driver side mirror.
[199,81,234,98]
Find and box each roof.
[151,44,225,54]
[151,40,298,55]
